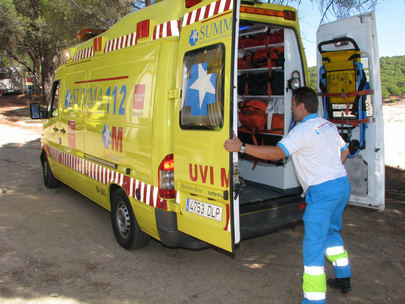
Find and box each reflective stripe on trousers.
[326,246,351,278]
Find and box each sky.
[297,0,405,67]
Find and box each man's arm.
[224,133,286,161]
[341,148,349,163]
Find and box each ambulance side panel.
[85,45,158,183]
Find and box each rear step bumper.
[240,199,305,240]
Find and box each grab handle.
[318,37,360,53]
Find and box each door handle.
[60,128,66,134]
[53,127,58,132]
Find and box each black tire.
[110,189,150,250]
[42,156,60,188]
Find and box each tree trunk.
[32,58,42,98]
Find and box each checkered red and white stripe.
[45,145,165,207]
[182,0,233,27]
[153,20,181,40]
[73,46,94,61]
[104,32,137,53]
[224,204,231,232]
[59,53,67,65]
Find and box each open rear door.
[317,12,385,210]
[173,0,240,252]
[173,0,240,253]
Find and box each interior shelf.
[238,66,283,73]
[239,43,284,51]
[238,95,284,99]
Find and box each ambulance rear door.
[173,0,240,253]
[317,12,385,210]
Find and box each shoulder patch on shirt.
[315,121,334,135]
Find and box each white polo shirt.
[277,113,348,193]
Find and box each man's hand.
[224,132,242,152]
[341,147,349,163]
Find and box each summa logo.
[315,122,334,135]
[188,16,232,47]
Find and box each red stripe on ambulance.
[44,145,163,207]
[152,20,181,40]
[182,0,233,27]
[73,46,94,61]
[104,32,137,53]
[224,204,231,232]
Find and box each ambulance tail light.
[185,0,201,8]
[158,154,175,199]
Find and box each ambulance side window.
[180,43,224,130]
[48,81,60,117]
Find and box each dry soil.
[0,95,404,304]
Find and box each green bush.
[382,88,390,99]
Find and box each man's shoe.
[327,277,351,294]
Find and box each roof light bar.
[240,6,296,21]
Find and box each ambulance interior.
[236,21,305,238]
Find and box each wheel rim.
[115,201,131,240]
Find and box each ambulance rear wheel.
[110,189,150,250]
[42,156,60,188]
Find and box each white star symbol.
[102,126,111,148]
[190,64,216,109]
[190,30,198,44]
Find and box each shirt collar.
[302,113,318,122]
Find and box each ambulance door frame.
[46,80,62,147]
[231,0,241,246]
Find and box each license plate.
[186,198,223,222]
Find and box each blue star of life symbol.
[184,62,216,116]
[189,30,198,46]
[102,125,111,149]
[65,90,72,108]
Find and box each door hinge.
[233,163,245,200]
[168,88,181,100]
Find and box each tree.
[0,0,135,101]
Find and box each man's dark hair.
[292,86,318,114]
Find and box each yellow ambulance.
[30,0,384,253]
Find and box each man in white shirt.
[224,87,351,304]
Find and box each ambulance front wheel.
[110,189,150,250]
[42,156,60,188]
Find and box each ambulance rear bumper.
[155,209,210,250]
[240,198,305,240]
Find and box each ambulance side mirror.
[30,103,49,119]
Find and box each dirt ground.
[0,94,404,304]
